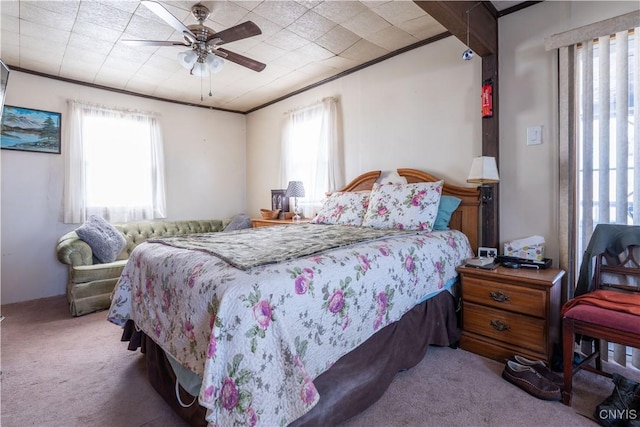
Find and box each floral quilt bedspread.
[107,227,473,427]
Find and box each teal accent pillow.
[433,195,461,230]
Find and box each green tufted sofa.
[56,219,229,316]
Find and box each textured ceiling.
[0,1,521,113]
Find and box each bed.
[107,168,480,426]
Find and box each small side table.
[456,265,565,364]
[251,218,310,228]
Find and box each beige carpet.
[1,295,637,427]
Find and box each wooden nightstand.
[251,218,310,228]
[456,265,565,364]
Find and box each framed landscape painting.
[0,106,61,154]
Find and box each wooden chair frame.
[562,245,640,405]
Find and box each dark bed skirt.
[121,289,461,426]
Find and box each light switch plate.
[527,126,543,145]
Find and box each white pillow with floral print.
[311,191,371,226]
[362,181,443,231]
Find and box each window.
[576,29,638,369]
[551,16,639,370]
[281,97,343,218]
[576,30,637,257]
[64,101,166,223]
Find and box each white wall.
[499,1,639,264]
[1,71,247,304]
[246,36,483,216]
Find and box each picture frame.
[271,189,290,219]
[0,60,9,122]
[1,105,61,154]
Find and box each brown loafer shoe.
[510,354,564,390]
[502,360,562,401]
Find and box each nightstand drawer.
[463,302,546,354]
[462,277,547,318]
[252,219,310,227]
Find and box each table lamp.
[285,181,305,221]
[467,156,500,204]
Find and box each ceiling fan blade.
[210,21,262,46]
[216,48,266,72]
[141,0,197,41]
[122,39,189,47]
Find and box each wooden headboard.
[338,168,480,253]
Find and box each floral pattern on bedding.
[362,181,443,231]
[108,228,473,427]
[310,191,370,226]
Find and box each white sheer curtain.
[64,100,166,223]
[281,97,344,218]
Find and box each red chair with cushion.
[561,244,640,405]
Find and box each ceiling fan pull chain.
[209,72,213,97]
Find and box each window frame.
[63,101,167,224]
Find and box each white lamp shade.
[179,50,223,77]
[285,181,305,198]
[467,156,499,184]
[191,61,209,77]
[177,50,197,69]
[207,55,224,74]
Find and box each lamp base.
[480,184,494,204]
[292,198,302,222]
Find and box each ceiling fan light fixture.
[191,60,209,77]
[178,50,197,69]
[207,55,224,74]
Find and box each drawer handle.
[489,290,510,303]
[490,320,510,332]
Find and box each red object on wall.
[481,80,493,118]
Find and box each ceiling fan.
[123,1,266,76]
